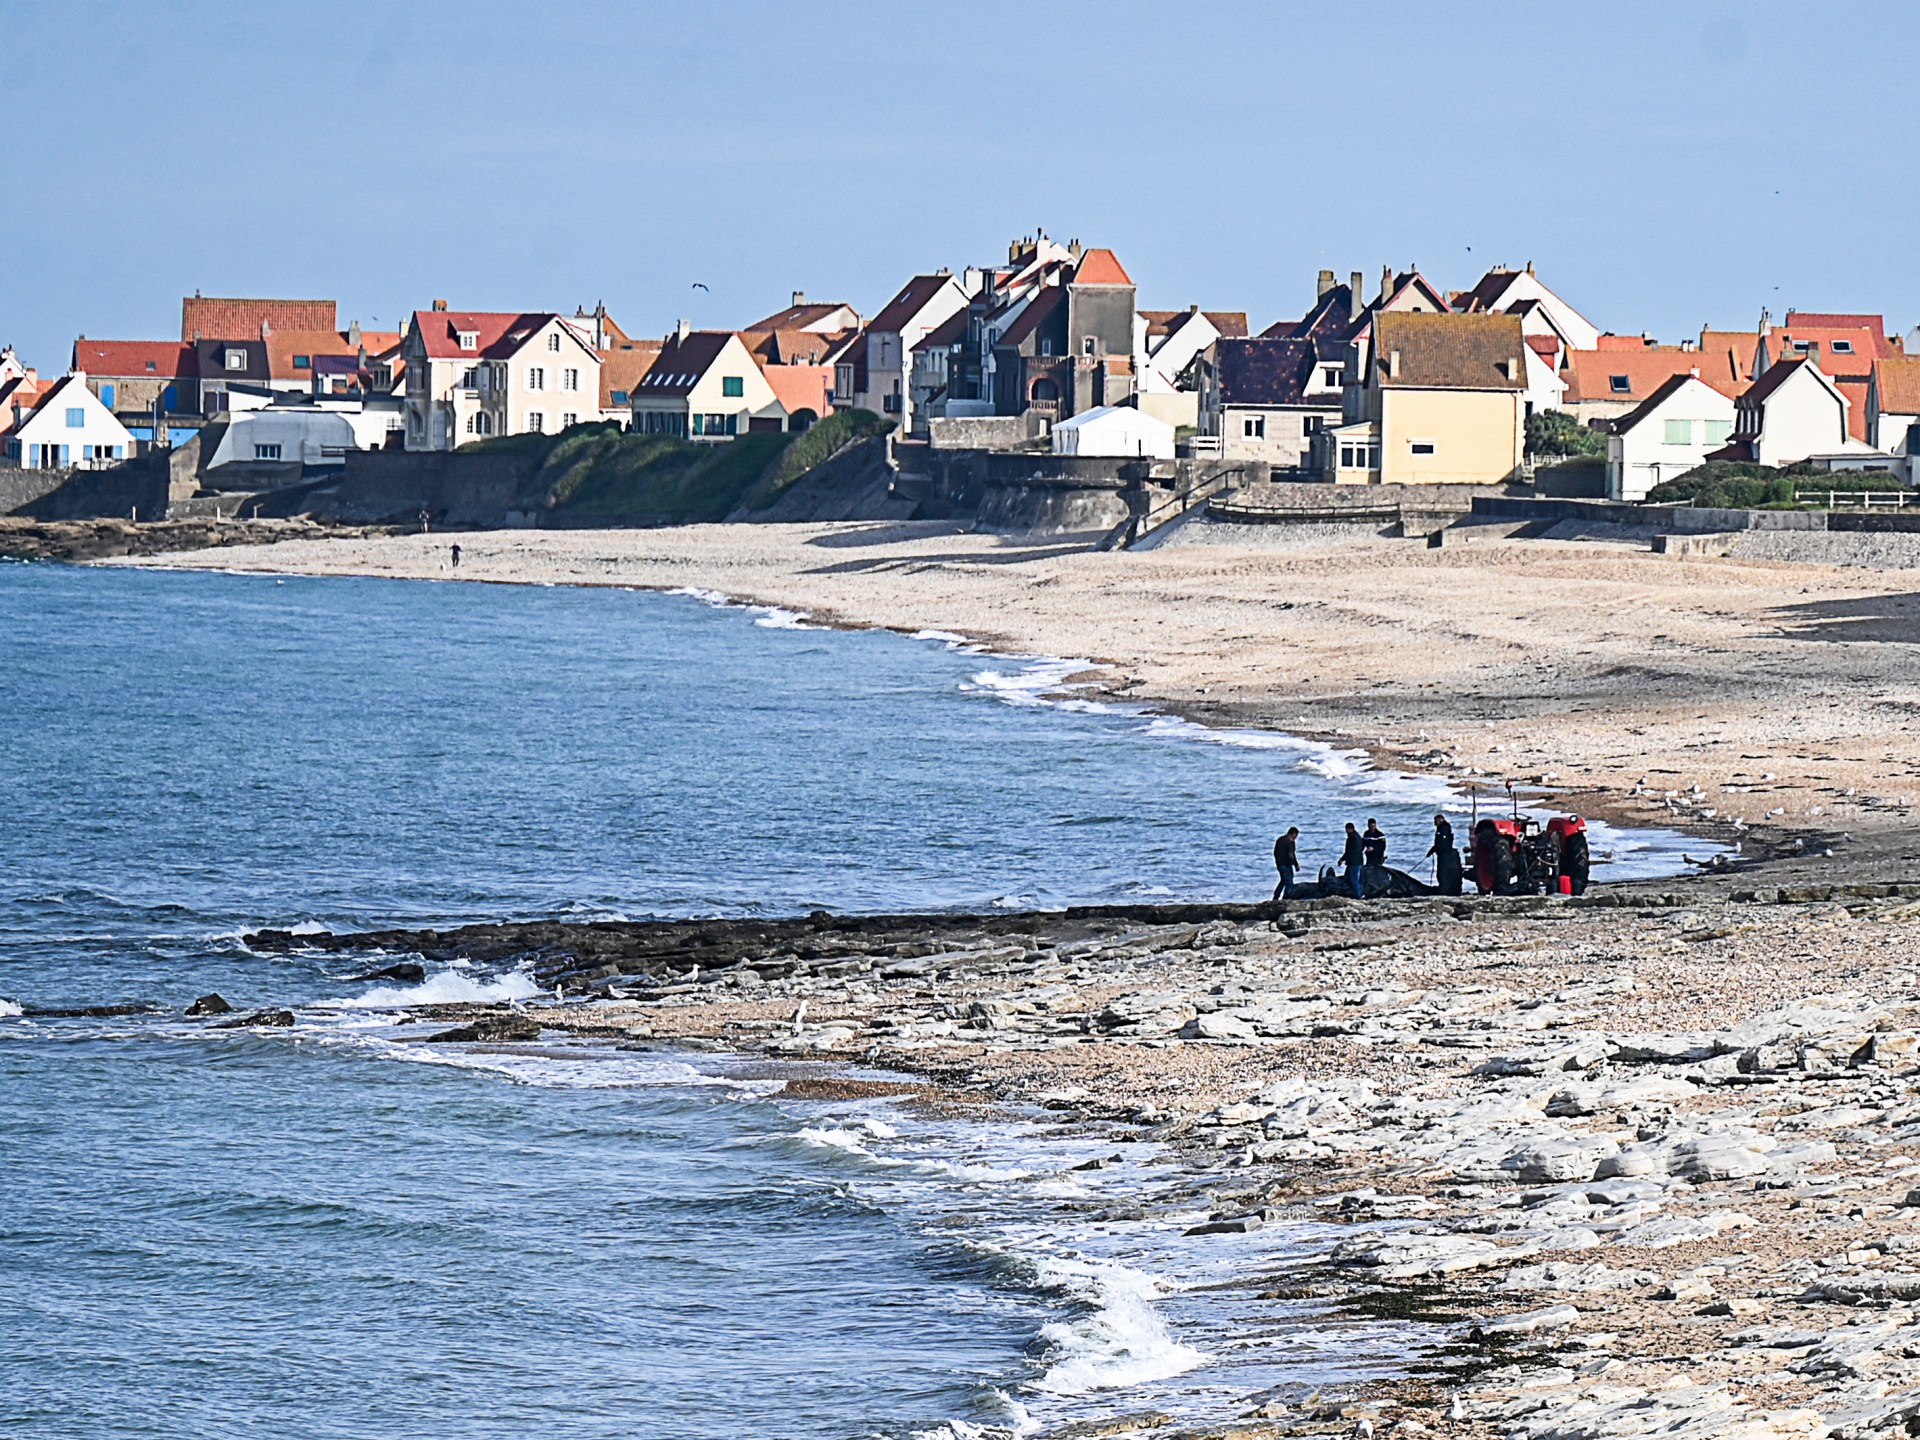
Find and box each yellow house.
[1321,312,1527,485]
[628,326,786,441]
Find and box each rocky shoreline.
[226,866,1920,1440]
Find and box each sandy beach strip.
[116,520,1920,872]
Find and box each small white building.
[1604,374,1736,501]
[1869,357,1920,456]
[2,372,136,469]
[204,394,403,472]
[1706,357,1869,469]
[1051,404,1174,458]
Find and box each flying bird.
[692,282,709,292]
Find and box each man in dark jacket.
[1341,823,1366,899]
[1428,814,1462,896]
[1272,827,1300,901]
[1362,818,1388,870]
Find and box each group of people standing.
[1271,814,1465,901]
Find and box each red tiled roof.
[1594,334,1661,351]
[762,363,833,419]
[1072,248,1133,286]
[70,339,197,379]
[182,296,336,342]
[1562,347,1742,405]
[264,329,359,381]
[599,342,661,408]
[1874,357,1920,415]
[1785,312,1891,355]
[1768,327,1879,374]
[1699,330,1761,384]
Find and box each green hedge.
[1646,461,1904,509]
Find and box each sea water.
[0,564,1701,1438]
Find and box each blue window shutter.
[163,384,177,411]
[67,407,86,428]
[101,383,116,408]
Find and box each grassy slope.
[455,410,889,525]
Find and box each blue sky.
[3,0,1914,371]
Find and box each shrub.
[1646,461,1902,509]
[1526,409,1606,459]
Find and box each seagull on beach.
[791,999,808,1036]
[1447,1397,1467,1427]
[1355,1420,1375,1440]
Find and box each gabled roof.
[996,285,1065,348]
[1608,373,1728,435]
[599,342,661,408]
[409,311,573,361]
[264,329,359,380]
[1562,346,1741,404]
[761,363,831,419]
[867,274,959,335]
[1372,312,1526,390]
[20,371,86,417]
[182,296,336,342]
[1262,285,1362,343]
[1874,356,1920,415]
[70,340,198,380]
[1740,355,1840,409]
[1453,267,1525,314]
[740,328,845,366]
[1786,312,1892,355]
[1072,248,1133,286]
[1213,338,1320,406]
[745,301,857,333]
[631,331,736,398]
[911,309,968,353]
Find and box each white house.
[204,394,404,472]
[1052,404,1174,458]
[846,271,971,430]
[1869,357,1920,456]
[1453,264,1602,351]
[3,373,136,469]
[401,307,602,451]
[1604,374,1736,502]
[1705,357,1866,468]
[628,326,787,439]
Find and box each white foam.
[1029,1254,1208,1396]
[0,998,23,1017]
[328,969,541,1009]
[288,919,329,935]
[750,606,815,630]
[795,1124,1031,1183]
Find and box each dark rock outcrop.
[424,1013,541,1044]
[186,993,234,1016]
[345,962,426,985]
[213,1008,296,1029]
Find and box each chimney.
[675,318,691,342]
[1317,269,1336,299]
[432,299,448,312]
[347,320,362,347]
[1349,271,1365,321]
[792,290,805,307]
[1388,350,1402,379]
[1380,265,1393,302]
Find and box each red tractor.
[1468,796,1590,896]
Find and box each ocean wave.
[327,969,542,1009]
[0,998,23,1018]
[913,1391,1038,1440]
[794,1124,1031,1183]
[1028,1254,1208,1396]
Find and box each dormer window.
[1791,340,1812,353]
[292,354,310,370]
[225,348,246,371]
[457,331,478,351]
[144,360,157,373]
[1831,339,1854,354]
[1608,374,1631,394]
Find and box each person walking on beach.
[1272,826,1300,901]
[1362,818,1387,870]
[450,543,462,568]
[1341,822,1366,899]
[1428,814,1463,896]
